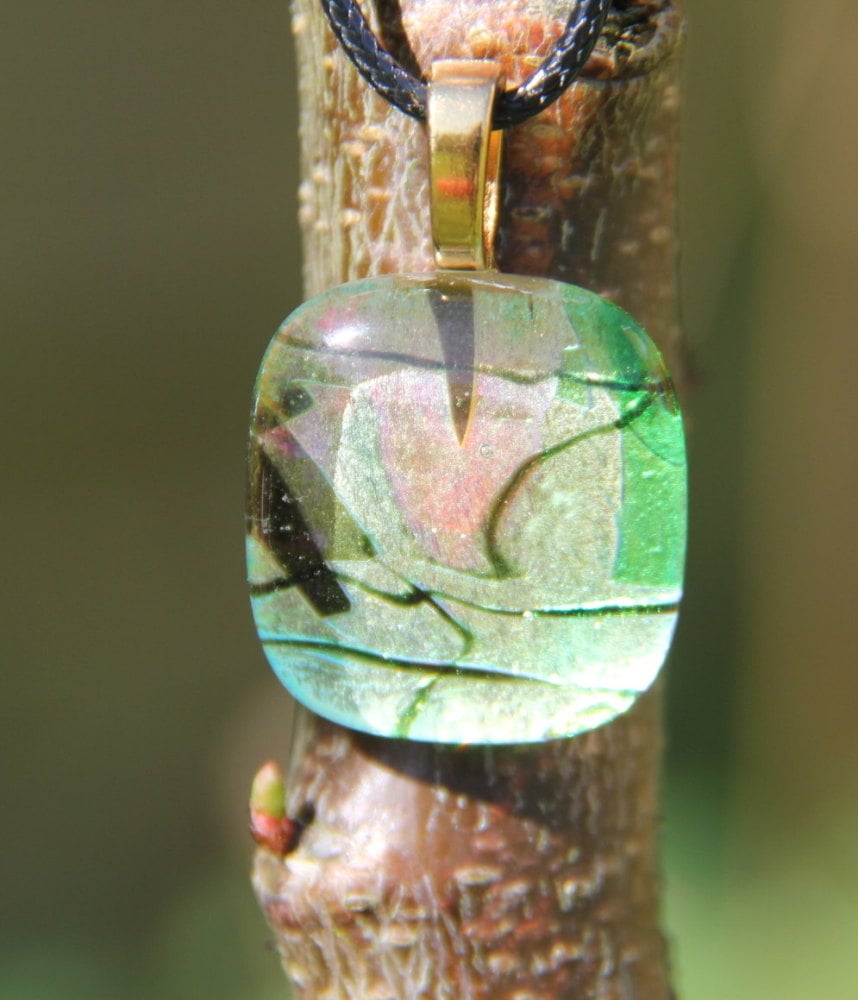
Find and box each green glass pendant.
[247,271,686,743]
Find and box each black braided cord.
[319,0,611,128]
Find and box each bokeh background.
[3,2,856,997]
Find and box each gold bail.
[428,61,503,270]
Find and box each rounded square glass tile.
[247,272,686,743]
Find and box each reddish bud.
[249,760,301,855]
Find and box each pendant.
[247,63,686,744]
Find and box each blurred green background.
[2,2,856,997]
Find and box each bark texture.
[253,2,686,997]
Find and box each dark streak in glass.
[282,335,663,395]
[254,450,351,617]
[427,281,475,444]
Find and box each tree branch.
[252,2,686,996]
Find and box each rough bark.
[253,2,686,997]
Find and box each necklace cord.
[319,0,611,128]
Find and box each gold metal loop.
[428,61,503,270]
